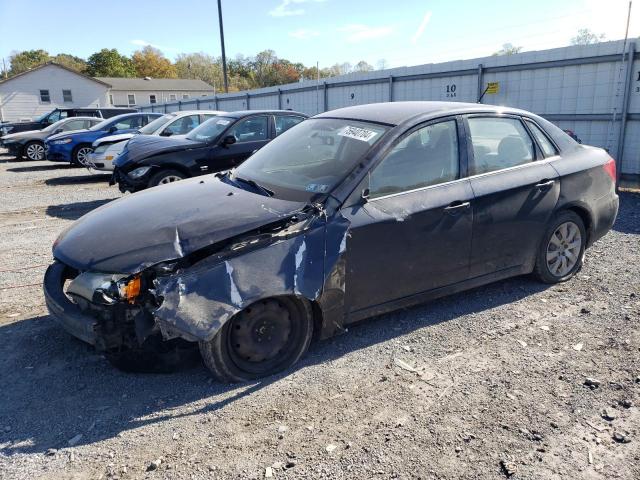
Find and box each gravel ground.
[0,152,639,480]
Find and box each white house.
[0,63,215,122]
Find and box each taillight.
[603,157,616,183]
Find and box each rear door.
[342,117,474,313]
[206,115,270,170]
[465,115,560,277]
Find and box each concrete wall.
[0,64,109,122]
[138,40,640,176]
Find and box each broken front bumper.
[43,262,99,345]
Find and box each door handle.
[444,201,471,214]
[535,179,555,191]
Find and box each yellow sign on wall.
[486,82,500,94]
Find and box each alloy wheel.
[26,143,45,161]
[546,221,582,277]
[76,147,93,165]
[158,175,183,184]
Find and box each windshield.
[186,116,234,142]
[139,113,176,134]
[35,110,55,122]
[89,117,114,131]
[233,118,389,200]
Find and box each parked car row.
[38,101,619,383]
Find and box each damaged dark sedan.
[44,101,619,382]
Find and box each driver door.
[340,117,474,314]
[207,115,271,171]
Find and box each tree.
[9,49,50,75]
[132,46,177,78]
[175,52,222,91]
[52,53,87,73]
[571,28,606,46]
[354,60,374,72]
[86,48,136,77]
[492,43,523,56]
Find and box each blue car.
[45,113,162,165]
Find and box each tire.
[72,144,93,166]
[24,141,45,161]
[199,297,314,383]
[148,169,186,188]
[534,210,586,284]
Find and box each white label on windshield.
[217,119,231,125]
[338,125,378,142]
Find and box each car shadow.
[7,164,76,173]
[45,173,112,186]
[46,199,118,220]
[613,191,640,235]
[0,275,549,456]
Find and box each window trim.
[127,93,136,106]
[367,116,463,201]
[522,117,560,158]
[39,89,51,104]
[463,113,539,178]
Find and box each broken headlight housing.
[66,271,144,305]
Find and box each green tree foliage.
[571,29,606,46]
[52,53,87,73]
[9,49,50,75]
[492,43,523,56]
[132,46,177,78]
[85,48,135,77]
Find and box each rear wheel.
[24,141,45,161]
[72,144,93,166]
[148,169,185,188]
[199,297,314,383]
[534,211,586,284]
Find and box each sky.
[1,0,639,70]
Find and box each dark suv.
[0,107,137,136]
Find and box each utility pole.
[217,0,229,93]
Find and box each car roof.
[62,116,103,121]
[313,101,531,126]
[222,110,308,119]
[164,110,226,116]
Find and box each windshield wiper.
[234,176,274,197]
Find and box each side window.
[227,116,269,143]
[275,115,305,136]
[525,120,558,158]
[127,94,136,106]
[113,116,142,130]
[369,120,459,198]
[467,117,534,175]
[47,110,61,123]
[164,115,200,135]
[62,119,86,131]
[88,119,102,128]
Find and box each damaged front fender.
[153,213,351,343]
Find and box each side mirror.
[54,128,63,134]
[160,130,173,137]
[220,135,236,147]
[108,126,118,133]
[361,188,370,203]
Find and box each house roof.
[95,77,214,91]
[0,62,111,87]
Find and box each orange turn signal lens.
[121,276,141,303]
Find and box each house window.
[109,94,114,105]
[149,94,157,104]
[182,94,190,99]
[127,94,136,106]
[40,90,51,103]
[169,94,177,101]
[62,90,73,103]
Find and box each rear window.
[525,120,558,158]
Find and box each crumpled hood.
[119,135,201,164]
[94,132,136,147]
[53,175,307,274]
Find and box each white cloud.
[270,0,325,17]
[340,24,394,43]
[289,28,320,40]
[411,11,432,44]
[130,39,178,52]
